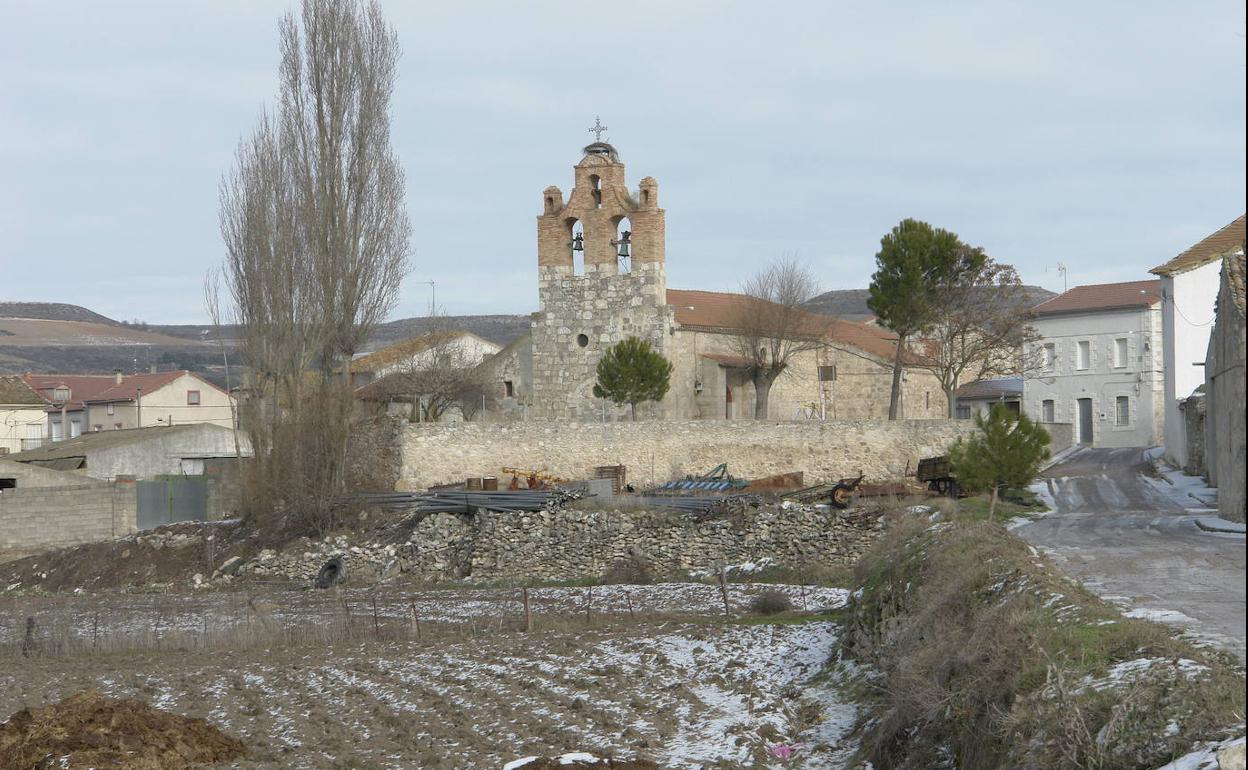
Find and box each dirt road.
[1018,447,1246,661]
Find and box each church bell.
[569,233,584,254]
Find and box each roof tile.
[1032,280,1161,317]
[1151,215,1246,276]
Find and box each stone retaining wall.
[397,419,974,490]
[242,504,883,583]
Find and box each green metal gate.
[136,477,208,530]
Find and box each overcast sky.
[1,1,1244,324]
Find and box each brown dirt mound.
[518,760,664,769]
[0,690,246,769]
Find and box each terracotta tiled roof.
[667,289,914,363]
[83,371,186,404]
[1032,280,1161,317]
[1151,215,1246,277]
[0,375,45,406]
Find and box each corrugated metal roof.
[955,377,1023,400]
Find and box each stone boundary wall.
[398,419,975,490]
[243,505,883,583]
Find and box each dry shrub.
[843,519,1245,769]
[749,590,793,615]
[0,690,245,769]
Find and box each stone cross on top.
[587,116,608,142]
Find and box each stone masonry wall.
[531,262,673,421]
[398,419,975,490]
[243,504,882,583]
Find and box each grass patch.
[841,516,1245,770]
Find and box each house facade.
[0,375,47,454]
[954,377,1022,420]
[1150,214,1245,468]
[480,142,946,422]
[1022,281,1164,448]
[22,370,236,439]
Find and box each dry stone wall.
[398,419,974,490]
[240,504,882,583]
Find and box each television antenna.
[1046,262,1068,293]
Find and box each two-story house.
[22,370,235,439]
[1022,281,1164,448]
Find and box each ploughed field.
[1,583,858,769]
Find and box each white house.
[1150,214,1245,468]
[22,370,236,439]
[1023,281,1164,448]
[350,331,501,386]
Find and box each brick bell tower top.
[536,141,666,274]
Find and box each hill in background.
[801,285,1057,322]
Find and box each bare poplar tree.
[732,257,827,419]
[218,0,410,534]
[912,261,1041,417]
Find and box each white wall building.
[1023,281,1164,448]
[1150,215,1245,468]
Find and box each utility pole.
[419,280,436,315]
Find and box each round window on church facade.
[576,333,589,348]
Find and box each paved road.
[1018,447,1246,662]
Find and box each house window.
[106,403,115,415]
[1077,341,1090,370]
[503,380,515,398]
[1043,343,1056,370]
[53,387,70,401]
[187,390,201,405]
[1042,399,1055,422]
[924,391,930,410]
[1114,338,1128,368]
[956,404,972,419]
[817,365,838,382]
[1116,396,1129,426]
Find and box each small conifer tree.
[949,403,1050,519]
[592,336,673,420]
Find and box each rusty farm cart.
[917,455,961,497]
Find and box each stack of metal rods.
[355,489,573,514]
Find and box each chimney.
[114,369,123,385]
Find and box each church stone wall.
[531,262,674,420]
[397,418,974,490]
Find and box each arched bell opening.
[612,216,633,273]
[589,175,602,209]
[567,218,585,276]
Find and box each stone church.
[484,141,945,422]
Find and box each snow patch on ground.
[1123,607,1198,625]
[1153,736,1245,770]
[1140,449,1219,513]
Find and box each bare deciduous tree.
[912,261,1040,417]
[218,0,410,535]
[732,257,827,419]
[388,329,492,423]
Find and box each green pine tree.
[949,404,1051,520]
[867,219,986,419]
[592,336,673,420]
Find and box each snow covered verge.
[839,515,1246,769]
